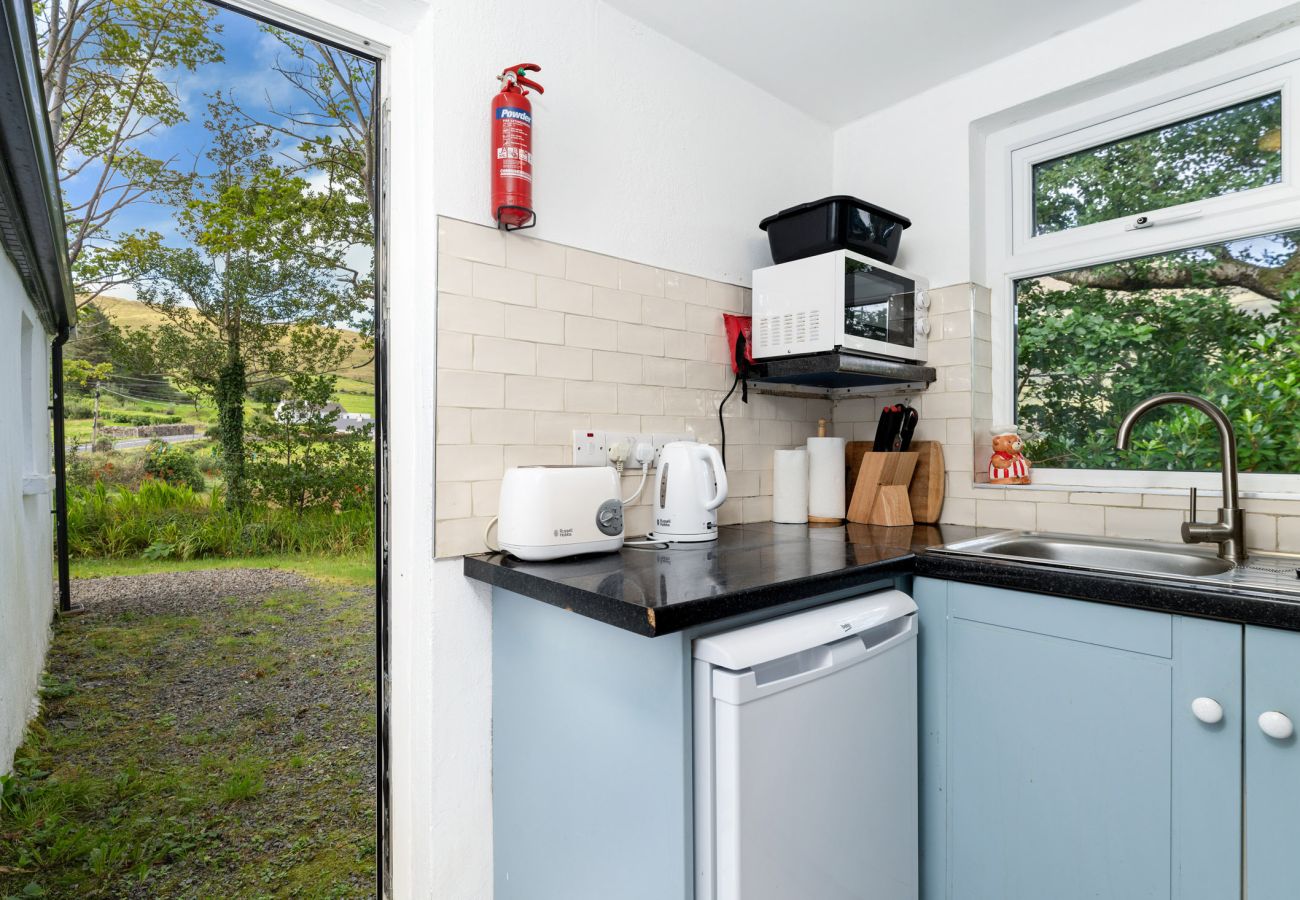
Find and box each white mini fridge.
[693,590,919,900]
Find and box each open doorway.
[1,1,388,895]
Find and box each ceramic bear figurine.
[988,426,1032,485]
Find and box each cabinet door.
[1245,625,1300,900]
[915,579,1241,900]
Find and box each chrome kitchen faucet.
[1115,392,1247,564]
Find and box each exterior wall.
[0,247,54,770]
[435,217,831,557]
[831,0,1300,545]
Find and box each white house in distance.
[0,0,76,770]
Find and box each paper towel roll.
[807,422,846,521]
[772,449,809,524]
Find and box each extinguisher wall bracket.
[495,205,536,231]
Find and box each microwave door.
[842,259,916,357]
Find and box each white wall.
[428,0,832,285]
[0,249,55,770]
[419,3,833,895]
[832,0,1300,286]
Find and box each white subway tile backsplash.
[664,330,706,359]
[438,253,473,295]
[439,330,473,370]
[505,234,566,277]
[1037,502,1104,535]
[705,280,743,312]
[617,383,664,415]
[439,217,505,265]
[437,407,471,444]
[1278,517,1300,552]
[565,315,618,350]
[505,445,564,468]
[472,480,502,517]
[618,260,664,297]
[664,271,706,303]
[473,263,535,306]
[537,276,593,315]
[438,370,504,409]
[436,482,471,520]
[440,293,506,336]
[617,322,665,356]
[593,351,644,385]
[504,306,565,345]
[566,247,620,288]
[642,296,686,330]
[471,409,534,445]
[534,412,592,445]
[592,287,642,323]
[564,380,619,414]
[537,344,593,380]
[474,336,536,375]
[437,443,504,483]
[686,303,721,335]
[643,356,685,387]
[1104,506,1185,541]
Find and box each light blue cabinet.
[914,577,1242,900]
[1244,624,1300,900]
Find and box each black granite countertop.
[463,522,946,637]
[464,520,1300,637]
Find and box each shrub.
[64,400,95,419]
[102,411,183,426]
[68,481,374,560]
[93,437,115,453]
[143,440,206,492]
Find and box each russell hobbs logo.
[656,518,671,527]
[553,527,573,538]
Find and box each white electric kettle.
[650,441,729,543]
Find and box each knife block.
[847,451,918,526]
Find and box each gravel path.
[71,568,313,617]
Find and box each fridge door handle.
[713,615,916,705]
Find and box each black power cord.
[718,331,751,468]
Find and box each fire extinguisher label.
[495,107,532,124]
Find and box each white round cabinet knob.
[1259,711,1294,740]
[914,319,931,336]
[915,291,931,310]
[1191,697,1224,725]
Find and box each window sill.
[973,479,1300,503]
[22,474,53,496]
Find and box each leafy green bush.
[143,440,205,492]
[64,400,95,419]
[248,375,373,513]
[68,481,373,560]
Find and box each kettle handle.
[696,444,729,512]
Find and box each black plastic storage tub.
[759,196,911,265]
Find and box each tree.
[34,0,224,304]
[120,103,362,509]
[1017,93,1299,475]
[247,373,373,514]
[228,27,376,345]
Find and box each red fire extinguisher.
[492,63,544,230]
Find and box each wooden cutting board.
[846,440,946,524]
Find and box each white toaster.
[497,466,625,561]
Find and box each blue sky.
[65,5,374,299]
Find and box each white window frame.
[985,29,1300,498]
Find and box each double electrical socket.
[572,430,692,469]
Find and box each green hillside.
[94,296,376,385]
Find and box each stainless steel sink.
[941,532,1237,578]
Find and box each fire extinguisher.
[492,63,544,230]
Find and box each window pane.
[1015,231,1300,474]
[1033,93,1283,235]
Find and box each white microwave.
[751,249,930,364]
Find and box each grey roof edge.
[0,0,74,333]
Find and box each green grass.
[70,552,375,586]
[0,579,375,897]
